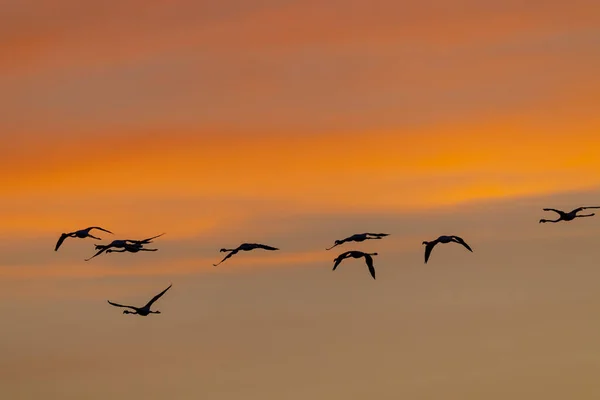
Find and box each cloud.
[1,0,598,136]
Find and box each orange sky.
[1,1,600,399]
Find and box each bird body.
[326,233,389,250]
[539,207,600,223]
[106,243,158,254]
[213,243,279,266]
[107,284,172,316]
[54,226,113,251]
[422,235,472,263]
[332,250,378,279]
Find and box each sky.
[1,0,600,398]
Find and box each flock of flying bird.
[54,206,600,316]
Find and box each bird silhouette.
[213,243,279,266]
[107,284,172,316]
[85,233,165,261]
[106,243,158,254]
[422,235,472,263]
[325,233,389,250]
[332,250,378,280]
[539,207,600,223]
[54,227,113,251]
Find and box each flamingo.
[332,250,378,280]
[326,233,389,250]
[106,243,158,254]
[107,284,172,316]
[54,227,113,251]
[85,233,165,261]
[422,235,472,264]
[213,243,279,266]
[539,207,600,223]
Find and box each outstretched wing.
[452,236,473,252]
[332,257,344,271]
[144,284,172,309]
[55,233,69,251]
[129,233,165,244]
[85,246,109,261]
[88,226,113,234]
[107,300,137,311]
[333,251,351,271]
[364,255,376,280]
[424,242,436,263]
[255,244,279,251]
[366,233,389,237]
[578,206,600,212]
[213,250,238,266]
[543,208,563,214]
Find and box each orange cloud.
[3,119,600,203]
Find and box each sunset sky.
[1,1,600,399]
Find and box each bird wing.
[366,233,389,237]
[85,247,109,261]
[54,233,69,251]
[144,284,172,309]
[88,227,113,234]
[129,233,166,244]
[255,244,279,251]
[581,206,600,210]
[332,257,344,271]
[333,252,351,271]
[543,208,563,214]
[452,236,473,252]
[107,300,137,310]
[213,250,238,266]
[424,242,436,263]
[364,255,376,280]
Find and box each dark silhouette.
[539,207,600,223]
[422,235,472,264]
[332,250,378,280]
[106,243,158,254]
[85,233,165,261]
[54,226,113,251]
[124,233,165,246]
[213,243,279,266]
[107,284,172,316]
[326,233,389,250]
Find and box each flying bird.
[326,233,389,250]
[332,250,378,280]
[106,243,158,254]
[54,226,113,251]
[539,207,600,223]
[107,284,172,316]
[422,235,473,264]
[85,233,165,261]
[213,243,279,266]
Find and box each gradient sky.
[1,1,600,399]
